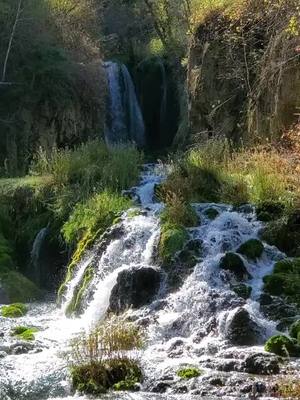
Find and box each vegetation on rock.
[11,326,38,341]
[177,367,203,379]
[159,223,189,264]
[264,335,299,357]
[263,259,300,307]
[219,252,251,281]
[237,239,264,261]
[1,303,28,318]
[70,315,143,394]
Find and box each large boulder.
[242,353,280,375]
[109,267,161,313]
[220,252,251,281]
[224,308,261,345]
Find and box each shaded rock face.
[0,286,9,304]
[136,57,180,150]
[219,252,251,281]
[188,12,300,142]
[109,267,161,313]
[225,308,261,345]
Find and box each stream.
[0,164,298,400]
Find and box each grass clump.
[177,367,203,379]
[160,192,199,228]
[70,314,144,395]
[274,377,300,398]
[1,303,28,318]
[11,326,38,341]
[159,223,189,264]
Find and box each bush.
[289,320,300,341]
[1,303,28,318]
[70,315,144,394]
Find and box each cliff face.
[188,6,300,143]
[0,61,106,175]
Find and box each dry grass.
[273,376,300,398]
[71,314,144,365]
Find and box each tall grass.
[161,137,298,209]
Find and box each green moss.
[65,266,94,317]
[232,283,252,299]
[71,359,143,395]
[177,367,203,379]
[289,320,300,341]
[1,303,28,318]
[263,258,300,306]
[264,335,300,357]
[11,326,38,341]
[159,223,189,264]
[113,379,139,391]
[161,202,199,228]
[204,208,219,220]
[127,209,142,219]
[237,239,264,260]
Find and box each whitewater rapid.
[0,164,291,400]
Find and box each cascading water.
[104,61,145,147]
[0,164,297,400]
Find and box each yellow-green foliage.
[62,191,131,244]
[11,326,38,341]
[1,303,28,318]
[276,377,300,398]
[162,138,298,209]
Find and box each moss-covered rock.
[232,283,252,299]
[264,335,300,357]
[161,202,199,228]
[71,359,143,395]
[263,258,300,306]
[289,320,300,341]
[237,239,264,261]
[204,207,219,220]
[1,303,28,318]
[0,269,42,304]
[159,223,189,264]
[11,326,38,341]
[177,367,203,379]
[219,252,251,281]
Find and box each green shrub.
[159,223,189,264]
[11,326,38,341]
[237,239,264,260]
[1,303,28,318]
[177,367,203,379]
[264,335,299,357]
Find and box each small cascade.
[0,164,297,400]
[31,227,50,286]
[104,61,145,147]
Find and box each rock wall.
[188,8,300,143]
[0,61,107,175]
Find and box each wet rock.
[150,381,172,393]
[96,223,125,255]
[225,308,261,345]
[11,342,35,355]
[0,286,9,304]
[259,294,298,322]
[242,353,280,375]
[109,267,161,313]
[0,351,7,358]
[219,252,252,281]
[232,283,252,299]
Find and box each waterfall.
[0,164,295,400]
[31,227,49,286]
[104,61,145,147]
